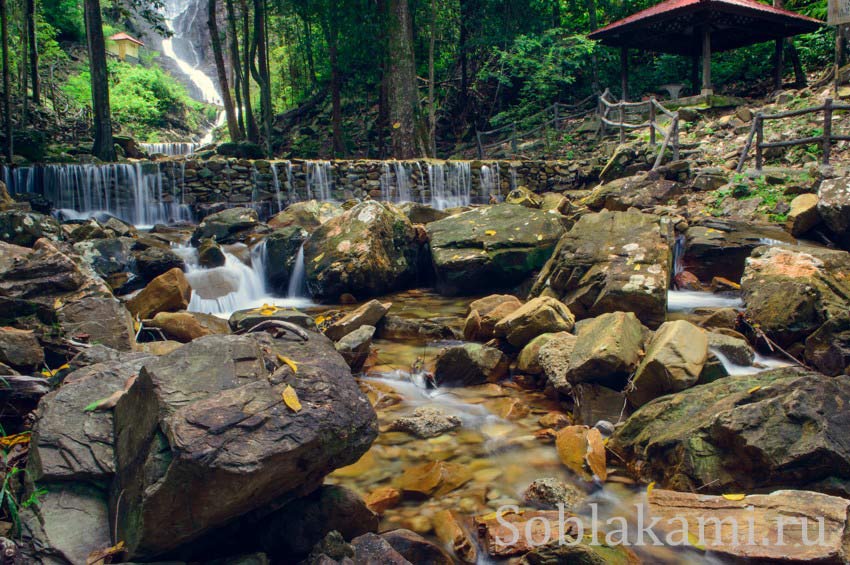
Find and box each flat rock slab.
[648,489,850,562]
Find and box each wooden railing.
[474,94,598,159]
[737,98,850,172]
[598,89,681,169]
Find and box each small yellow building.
[107,32,144,62]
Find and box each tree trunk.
[327,31,343,156]
[428,0,436,157]
[84,0,115,162]
[225,0,245,137]
[250,0,273,156]
[302,11,316,87]
[27,0,39,104]
[786,40,806,87]
[209,0,242,141]
[240,0,259,142]
[0,0,11,162]
[387,0,423,158]
[458,0,470,113]
[587,0,599,91]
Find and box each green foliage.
[63,60,206,140]
[709,174,791,222]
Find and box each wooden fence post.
[476,131,484,160]
[649,99,657,146]
[672,116,680,161]
[618,104,625,144]
[511,123,518,156]
[553,104,560,130]
[755,114,764,171]
[823,98,833,166]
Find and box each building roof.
[589,0,822,56]
[109,32,145,47]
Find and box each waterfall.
[141,142,198,157]
[480,163,501,203]
[2,163,192,227]
[271,163,283,213]
[380,162,413,203]
[509,165,518,191]
[428,162,471,210]
[306,161,333,201]
[287,244,307,298]
[672,233,686,278]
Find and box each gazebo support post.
[620,46,629,101]
[691,56,700,95]
[773,39,784,90]
[701,27,713,97]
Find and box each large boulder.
[0,240,135,351]
[191,207,260,245]
[565,312,647,391]
[268,200,343,232]
[29,353,153,482]
[786,193,821,237]
[303,201,424,300]
[264,226,309,294]
[493,297,575,348]
[463,294,523,341]
[112,333,378,559]
[584,173,682,212]
[741,245,850,348]
[126,267,192,320]
[627,320,709,407]
[818,177,850,238]
[134,246,186,284]
[530,210,672,328]
[433,343,509,387]
[0,211,61,247]
[683,219,795,282]
[426,203,565,295]
[610,368,850,496]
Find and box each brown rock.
[126,268,191,320]
[396,461,472,497]
[475,510,578,557]
[463,294,522,341]
[148,311,230,343]
[0,327,44,370]
[494,297,575,348]
[381,529,453,565]
[786,193,821,237]
[325,300,391,341]
[365,487,402,515]
[432,510,477,564]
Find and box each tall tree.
[0,0,10,162]
[27,0,39,104]
[239,0,259,142]
[316,4,343,155]
[83,0,115,161]
[209,0,242,140]
[428,0,437,156]
[387,0,424,158]
[250,0,273,155]
[225,0,246,137]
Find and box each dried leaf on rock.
[282,385,302,412]
[586,427,608,481]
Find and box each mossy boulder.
[610,367,850,496]
[268,200,343,233]
[0,211,61,247]
[426,203,565,296]
[191,207,260,245]
[264,226,309,294]
[303,201,425,300]
[530,209,672,328]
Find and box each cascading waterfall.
[480,163,501,203]
[428,162,472,210]
[380,162,414,203]
[287,244,308,299]
[306,161,333,201]
[2,163,192,227]
[509,165,519,191]
[141,142,198,157]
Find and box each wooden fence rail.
[737,98,850,172]
[475,94,598,159]
[598,90,680,169]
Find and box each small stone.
[387,407,461,439]
[523,477,585,510]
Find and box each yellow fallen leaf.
[86,541,125,565]
[537,234,543,241]
[555,425,592,481]
[485,230,497,236]
[687,531,706,551]
[585,427,608,481]
[647,481,656,495]
[747,386,761,394]
[722,493,747,501]
[313,253,325,263]
[282,385,302,412]
[277,355,298,373]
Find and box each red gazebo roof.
[589,0,822,55]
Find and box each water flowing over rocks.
[426,203,565,295]
[530,209,672,328]
[112,333,378,558]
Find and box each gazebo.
[589,0,823,100]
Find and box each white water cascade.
[480,163,501,203]
[2,163,192,227]
[141,142,198,157]
[380,162,414,203]
[306,161,334,201]
[287,244,308,299]
[427,162,472,210]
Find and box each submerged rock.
[611,367,850,496]
[304,201,424,300]
[426,203,565,295]
[530,210,671,328]
[112,333,378,558]
[388,407,462,438]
